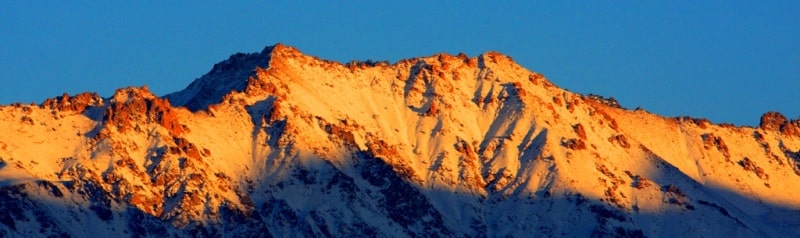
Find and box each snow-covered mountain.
[1,43,799,237]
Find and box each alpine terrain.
[1,43,799,237]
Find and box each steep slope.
[1,43,799,237]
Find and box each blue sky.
[1,1,797,125]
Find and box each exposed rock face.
[0,43,799,237]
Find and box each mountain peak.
[165,45,274,111]
[269,42,301,57]
[2,44,800,237]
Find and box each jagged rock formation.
[1,43,799,237]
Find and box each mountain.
[1,43,799,237]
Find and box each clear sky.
[1,1,798,126]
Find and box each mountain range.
[1,43,799,237]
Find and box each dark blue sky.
[1,1,798,125]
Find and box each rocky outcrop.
[41,92,103,113]
[760,111,800,137]
[101,87,184,136]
